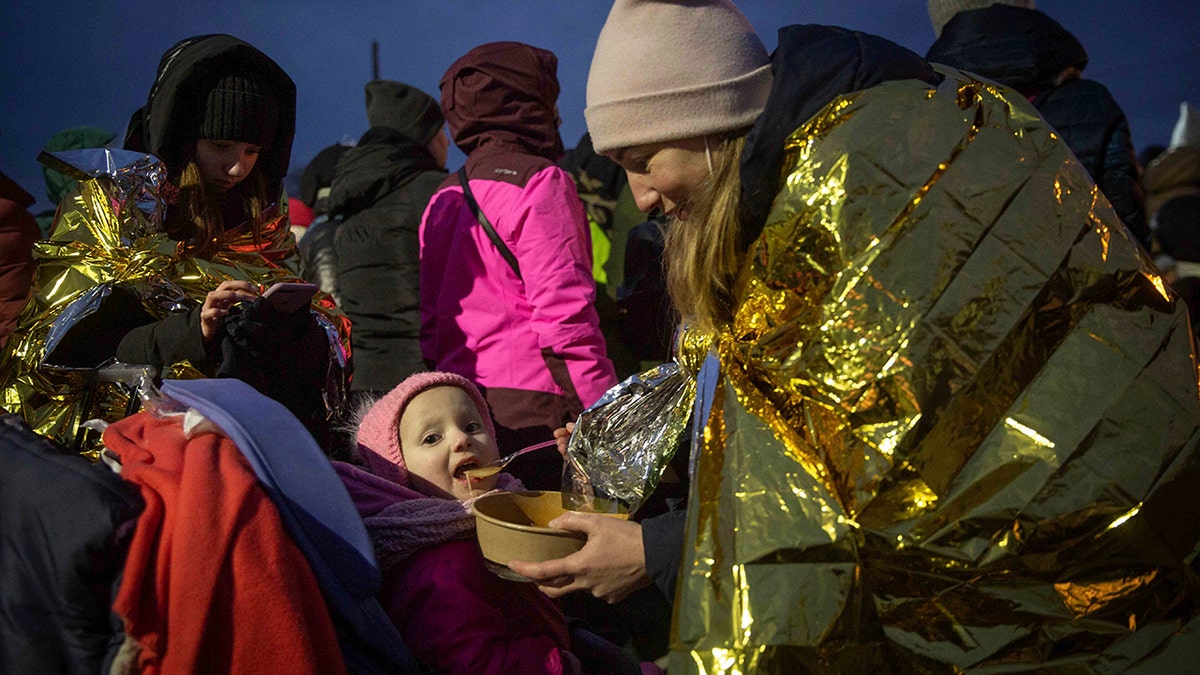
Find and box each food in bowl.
[472,490,627,581]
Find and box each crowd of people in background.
[2,1,1199,674]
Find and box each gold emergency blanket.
[0,150,350,457]
[671,69,1200,673]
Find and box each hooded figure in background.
[329,80,449,397]
[420,42,616,490]
[926,0,1150,249]
[297,142,353,305]
[0,167,39,349]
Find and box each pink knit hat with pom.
[355,371,496,486]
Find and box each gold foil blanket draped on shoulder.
[0,149,350,459]
[671,69,1200,673]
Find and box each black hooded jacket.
[328,126,446,393]
[739,25,940,249]
[115,34,299,373]
[642,25,939,602]
[927,6,1148,247]
[123,33,296,192]
[0,415,143,674]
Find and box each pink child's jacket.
[334,462,579,675]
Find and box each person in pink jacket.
[420,42,617,490]
[333,371,643,674]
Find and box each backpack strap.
[457,167,522,280]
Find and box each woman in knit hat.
[510,1,1200,672]
[111,34,301,356]
[123,34,295,261]
[332,371,641,675]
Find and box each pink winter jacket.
[422,42,617,449]
[383,540,577,674]
[334,461,578,675]
[420,162,615,411]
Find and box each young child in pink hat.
[333,371,643,675]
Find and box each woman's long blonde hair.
[165,157,271,258]
[663,132,748,335]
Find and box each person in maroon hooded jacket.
[420,42,617,490]
[0,167,40,350]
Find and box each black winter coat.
[927,5,1149,247]
[328,127,446,393]
[0,415,143,674]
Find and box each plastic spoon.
[465,438,559,483]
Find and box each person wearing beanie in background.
[509,1,1200,672]
[333,371,641,675]
[421,42,617,490]
[926,0,1151,249]
[0,166,39,349]
[328,80,449,400]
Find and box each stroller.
[0,377,423,674]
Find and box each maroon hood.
[439,42,563,161]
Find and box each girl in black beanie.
[115,35,344,446]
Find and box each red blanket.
[105,413,346,674]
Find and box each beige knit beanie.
[927,0,1036,37]
[585,0,773,154]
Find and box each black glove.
[216,297,331,438]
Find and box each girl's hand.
[200,280,258,341]
[553,421,575,457]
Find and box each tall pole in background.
[371,40,380,81]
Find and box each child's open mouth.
[453,459,480,481]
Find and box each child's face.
[194,138,262,192]
[398,386,500,500]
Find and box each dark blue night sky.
[2,0,1196,213]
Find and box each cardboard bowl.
[473,491,628,581]
[473,491,585,570]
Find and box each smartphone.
[261,282,319,313]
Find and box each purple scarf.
[333,461,524,570]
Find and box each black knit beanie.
[364,79,444,143]
[198,70,279,147]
